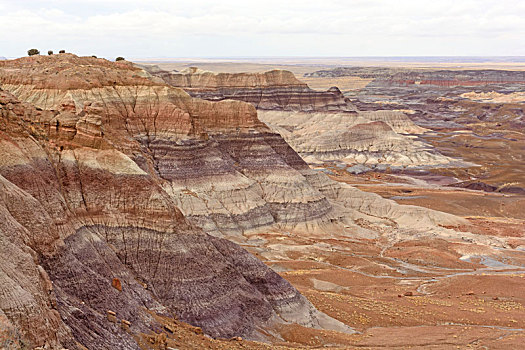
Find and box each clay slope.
[259,110,459,168]
[0,55,340,237]
[143,65,354,112]
[0,55,352,349]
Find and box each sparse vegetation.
[116,57,125,61]
[48,50,53,55]
[27,49,40,56]
[59,50,66,54]
[92,55,97,58]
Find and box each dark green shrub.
[27,49,40,56]
[48,50,53,55]
[59,50,65,54]
[115,57,125,61]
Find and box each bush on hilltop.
[48,50,53,55]
[27,49,40,56]
[115,57,125,61]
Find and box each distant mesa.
[305,66,525,86]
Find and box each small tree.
[92,55,97,58]
[27,49,40,56]
[48,50,53,55]
[115,57,125,61]
[59,50,65,54]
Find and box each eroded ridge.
[0,55,352,349]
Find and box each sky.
[0,0,524,59]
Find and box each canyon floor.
[144,59,525,349]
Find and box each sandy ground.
[237,164,525,348]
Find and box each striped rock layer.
[0,55,351,349]
[148,66,459,168]
[145,66,355,112]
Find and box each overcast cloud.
[0,0,524,58]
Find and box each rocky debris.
[191,326,203,335]
[107,310,117,323]
[142,65,355,112]
[152,332,167,350]
[121,319,131,331]
[112,278,123,292]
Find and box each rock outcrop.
[0,55,352,349]
[143,66,355,112]
[0,55,341,237]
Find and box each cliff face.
[0,55,350,349]
[145,66,355,112]
[0,55,264,134]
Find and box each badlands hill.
[148,65,461,169]
[0,54,357,349]
[0,55,476,349]
[259,110,455,167]
[141,65,354,112]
